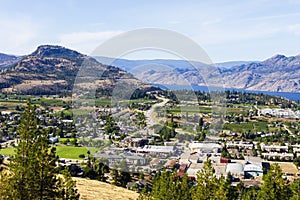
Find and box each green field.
[55,146,97,159]
[0,146,98,160]
[0,148,16,156]
[167,106,212,113]
[226,108,249,115]
[223,121,268,133]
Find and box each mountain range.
[0,45,299,94]
[96,54,300,93]
[95,56,254,71]
[220,54,300,92]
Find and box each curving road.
[143,96,169,134]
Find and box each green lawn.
[223,121,268,133]
[0,146,98,160]
[54,146,98,159]
[0,148,16,156]
[167,106,212,113]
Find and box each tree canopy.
[0,101,79,200]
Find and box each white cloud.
[0,17,38,55]
[59,31,124,54]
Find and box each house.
[119,153,146,165]
[213,164,226,178]
[293,148,300,153]
[165,159,178,169]
[226,141,253,150]
[260,143,288,152]
[94,152,146,166]
[186,163,203,179]
[126,180,149,192]
[262,152,294,160]
[179,152,191,165]
[126,138,148,148]
[94,153,123,166]
[150,158,162,167]
[177,163,188,177]
[49,136,59,144]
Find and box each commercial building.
[189,142,221,153]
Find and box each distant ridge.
[95,54,300,93]
[0,53,21,69]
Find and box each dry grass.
[74,177,138,200]
[274,162,300,174]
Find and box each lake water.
[155,84,300,102]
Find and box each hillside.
[220,54,300,92]
[74,178,138,200]
[0,53,21,69]
[0,45,157,95]
[97,54,300,93]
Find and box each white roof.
[189,142,221,151]
[136,145,174,153]
[226,163,244,174]
[244,164,263,172]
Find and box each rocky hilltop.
[0,45,157,95]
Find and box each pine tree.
[57,168,80,200]
[289,179,300,200]
[257,163,291,200]
[0,101,79,200]
[192,159,233,200]
[145,170,191,200]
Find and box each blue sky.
[1,0,300,62]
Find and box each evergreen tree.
[0,101,79,200]
[57,168,80,200]
[289,179,300,200]
[192,159,233,200]
[257,164,290,200]
[145,170,191,200]
[242,186,260,200]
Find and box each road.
[282,124,295,137]
[254,105,260,116]
[143,96,169,134]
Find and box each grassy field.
[226,108,249,115]
[167,106,212,113]
[55,146,98,159]
[0,146,98,159]
[223,121,268,133]
[0,148,16,156]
